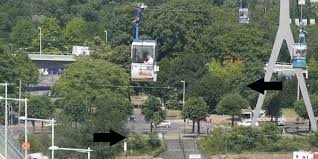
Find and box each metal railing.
[0,125,24,159]
[27,52,73,55]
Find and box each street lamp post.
[0,83,8,159]
[104,30,108,43]
[38,27,42,54]
[19,117,55,159]
[181,80,185,133]
[49,146,93,159]
[0,92,27,159]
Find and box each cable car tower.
[239,0,249,24]
[251,0,317,131]
[131,3,159,82]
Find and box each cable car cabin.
[131,40,159,82]
[292,43,307,69]
[239,8,249,24]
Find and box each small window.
[132,45,155,64]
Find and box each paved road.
[127,109,211,134]
[157,135,207,159]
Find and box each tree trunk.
[197,120,200,135]
[150,124,153,132]
[231,115,235,127]
[41,122,44,132]
[270,115,273,122]
[309,120,311,132]
[31,120,35,133]
[192,121,195,133]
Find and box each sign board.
[131,63,157,82]
[21,142,30,151]
[298,0,305,5]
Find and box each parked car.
[237,119,259,127]
[153,120,171,128]
[277,117,286,126]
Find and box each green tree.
[32,17,62,52]
[28,96,54,131]
[189,73,227,112]
[53,58,130,98]
[294,94,318,131]
[141,96,166,132]
[217,93,249,127]
[53,58,130,126]
[9,19,37,48]
[0,51,38,85]
[182,97,208,134]
[64,17,86,46]
[263,93,282,122]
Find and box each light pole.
[0,83,8,159]
[104,30,108,43]
[49,146,93,159]
[38,27,42,54]
[0,94,27,159]
[181,80,185,133]
[19,117,55,159]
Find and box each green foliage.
[294,94,318,119]
[141,96,166,130]
[217,93,249,126]
[9,19,37,48]
[182,97,208,121]
[53,57,130,98]
[90,44,131,70]
[0,51,38,84]
[28,95,54,119]
[126,132,162,155]
[64,17,86,46]
[308,59,318,94]
[166,92,182,110]
[199,125,313,154]
[24,133,51,155]
[309,132,318,147]
[217,93,249,116]
[263,93,282,119]
[32,17,62,52]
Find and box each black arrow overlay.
[93,129,126,146]
[247,78,283,94]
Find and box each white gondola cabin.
[239,8,249,24]
[131,40,159,82]
[292,43,307,69]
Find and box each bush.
[126,132,162,154]
[309,132,318,147]
[127,133,147,151]
[199,125,314,154]
[148,133,161,148]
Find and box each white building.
[72,46,90,56]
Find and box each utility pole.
[181,80,185,133]
[18,80,22,125]
[38,27,42,54]
[4,83,8,159]
[24,98,28,159]
[104,30,108,43]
